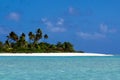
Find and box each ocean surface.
[0,56,119,80]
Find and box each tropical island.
[0,28,84,53]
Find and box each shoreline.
[0,53,113,56]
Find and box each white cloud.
[100,24,117,33]
[41,18,53,27]
[7,12,20,21]
[77,32,105,39]
[77,24,117,40]
[41,18,66,32]
[68,7,79,15]
[56,18,64,25]
[41,18,48,23]
[45,21,53,27]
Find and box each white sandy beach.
[0,53,113,56]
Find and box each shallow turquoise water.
[0,56,120,80]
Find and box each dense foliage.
[0,28,80,53]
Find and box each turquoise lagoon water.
[0,56,120,80]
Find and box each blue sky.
[0,0,120,54]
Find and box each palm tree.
[5,31,18,49]
[34,28,42,43]
[44,34,48,39]
[17,33,27,48]
[36,28,42,34]
[44,34,48,42]
[21,33,25,37]
[8,31,18,42]
[28,31,35,48]
[28,32,35,42]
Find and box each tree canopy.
[0,28,83,53]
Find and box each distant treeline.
[0,28,84,53]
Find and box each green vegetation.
[0,28,83,53]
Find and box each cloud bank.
[77,32,105,39]
[41,18,66,32]
[77,24,117,40]
[100,24,117,33]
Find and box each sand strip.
[0,53,113,56]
